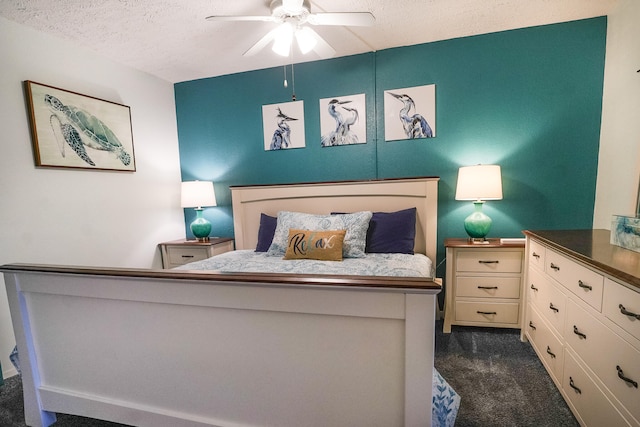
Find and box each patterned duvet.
[175,249,435,278]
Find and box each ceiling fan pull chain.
[291,63,296,101]
[283,65,288,88]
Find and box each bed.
[3,177,456,427]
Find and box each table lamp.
[181,181,216,242]
[455,165,503,242]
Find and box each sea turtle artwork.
[45,94,131,167]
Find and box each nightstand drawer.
[456,276,521,299]
[166,246,210,266]
[454,301,520,324]
[456,250,523,273]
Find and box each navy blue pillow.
[366,208,417,254]
[255,213,278,252]
[332,208,417,254]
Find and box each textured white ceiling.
[0,0,617,83]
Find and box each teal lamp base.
[190,208,212,242]
[463,201,492,241]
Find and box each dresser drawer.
[456,276,521,299]
[603,278,640,343]
[566,299,640,423]
[456,250,523,273]
[540,281,568,336]
[528,239,546,271]
[527,267,550,313]
[454,301,519,324]
[563,350,633,427]
[166,246,210,266]
[546,249,604,311]
[526,304,565,384]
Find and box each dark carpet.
[1,321,578,426]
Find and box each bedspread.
[175,249,434,278]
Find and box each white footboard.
[4,266,440,427]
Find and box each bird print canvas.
[319,94,366,147]
[384,84,436,141]
[262,101,306,151]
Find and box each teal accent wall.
[175,17,607,274]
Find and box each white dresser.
[523,230,640,427]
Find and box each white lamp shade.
[181,181,217,208]
[455,165,503,201]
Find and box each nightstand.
[159,238,235,269]
[443,238,525,333]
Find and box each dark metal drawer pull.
[573,325,587,339]
[181,255,195,258]
[530,284,538,292]
[477,311,497,315]
[619,304,640,320]
[546,346,556,358]
[616,365,638,388]
[550,263,560,271]
[549,303,559,313]
[478,260,499,264]
[569,377,582,394]
[532,252,540,259]
[578,280,592,291]
[478,286,499,290]
[529,321,536,330]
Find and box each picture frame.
[384,84,436,141]
[262,100,306,151]
[25,80,136,171]
[319,93,366,147]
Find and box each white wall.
[593,0,640,228]
[0,17,185,378]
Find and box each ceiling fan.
[206,0,375,58]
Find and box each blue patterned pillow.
[267,211,373,258]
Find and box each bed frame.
[3,177,441,427]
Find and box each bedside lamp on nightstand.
[181,181,216,242]
[455,164,503,242]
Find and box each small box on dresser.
[443,238,525,333]
[159,237,234,269]
[523,230,640,427]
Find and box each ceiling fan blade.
[302,27,336,58]
[307,12,375,27]
[243,27,281,56]
[206,15,277,23]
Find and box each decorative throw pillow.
[267,211,373,258]
[283,229,346,261]
[366,207,417,254]
[255,213,278,252]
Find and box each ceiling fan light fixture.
[295,26,317,54]
[272,23,294,56]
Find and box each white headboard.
[230,177,439,262]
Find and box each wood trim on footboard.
[3,265,440,427]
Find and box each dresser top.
[523,229,640,289]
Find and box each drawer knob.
[546,346,556,358]
[477,311,497,315]
[530,284,538,292]
[532,252,540,259]
[573,325,587,339]
[569,377,582,394]
[619,304,640,320]
[528,321,536,331]
[478,260,499,264]
[549,303,559,313]
[616,365,638,389]
[477,286,499,290]
[550,263,560,271]
[577,280,592,291]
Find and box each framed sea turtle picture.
[24,81,136,171]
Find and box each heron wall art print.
[384,84,436,141]
[319,94,366,147]
[262,101,306,151]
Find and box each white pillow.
[267,211,373,258]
